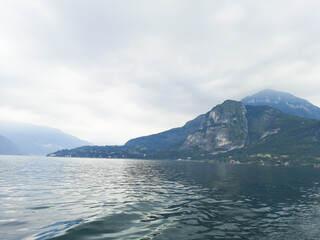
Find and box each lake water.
[1,156,320,240]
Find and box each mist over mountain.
[0,134,24,155]
[242,89,320,120]
[0,122,90,155]
[51,90,320,166]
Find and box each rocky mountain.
[126,101,248,154]
[242,89,320,120]
[0,122,90,155]
[51,100,320,166]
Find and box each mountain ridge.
[242,89,320,120]
[0,121,90,155]
[50,93,320,166]
[0,134,24,155]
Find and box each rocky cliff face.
[182,100,248,154]
[51,96,320,165]
[124,100,320,162]
[124,100,250,154]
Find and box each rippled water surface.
[1,156,320,239]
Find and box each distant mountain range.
[0,134,23,155]
[0,122,90,155]
[51,89,320,166]
[242,89,320,120]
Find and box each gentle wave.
[0,156,320,239]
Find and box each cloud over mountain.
[1,0,320,144]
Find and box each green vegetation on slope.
[50,101,320,166]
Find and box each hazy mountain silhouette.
[242,89,320,120]
[0,122,90,155]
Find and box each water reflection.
[0,156,320,239]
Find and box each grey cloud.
[1,0,320,144]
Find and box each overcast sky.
[1,0,320,145]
